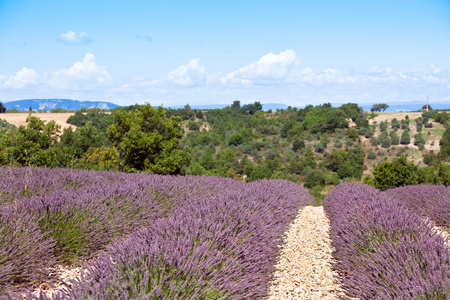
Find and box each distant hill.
[3,99,447,113]
[3,99,120,111]
[168,103,288,111]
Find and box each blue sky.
[1,0,449,107]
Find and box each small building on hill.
[422,104,432,111]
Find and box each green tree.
[7,115,63,166]
[107,104,189,174]
[366,156,419,190]
[242,102,263,115]
[0,102,6,113]
[231,100,241,109]
[60,122,103,158]
[371,103,389,112]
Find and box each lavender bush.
[0,206,55,291]
[384,184,450,230]
[323,182,450,299]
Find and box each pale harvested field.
[370,111,423,123]
[0,113,76,130]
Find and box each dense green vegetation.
[0,102,448,203]
[0,118,15,131]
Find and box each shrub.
[334,140,343,148]
[292,138,305,152]
[414,133,425,147]
[367,151,377,160]
[0,207,56,291]
[381,137,391,148]
[304,169,326,188]
[187,121,200,131]
[364,128,374,138]
[400,130,410,145]
[390,132,399,145]
[315,142,325,153]
[358,127,367,136]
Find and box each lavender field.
[0,167,315,299]
[2,167,450,299]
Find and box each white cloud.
[2,51,450,107]
[58,31,91,44]
[47,53,111,89]
[166,58,206,87]
[0,67,39,89]
[221,50,300,85]
[366,65,393,75]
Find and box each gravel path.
[268,205,347,300]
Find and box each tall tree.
[0,102,6,113]
[231,100,241,109]
[370,103,389,112]
[107,104,190,174]
[242,102,263,115]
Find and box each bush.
[370,137,379,146]
[334,140,343,148]
[367,151,377,160]
[345,138,354,147]
[292,138,305,152]
[187,121,200,131]
[304,169,326,188]
[315,142,325,153]
[364,128,374,138]
[414,133,425,147]
[358,127,367,136]
[381,137,391,148]
[0,208,56,290]
[390,132,399,145]
[400,131,410,145]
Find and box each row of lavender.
[0,167,315,298]
[385,185,450,230]
[323,182,450,299]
